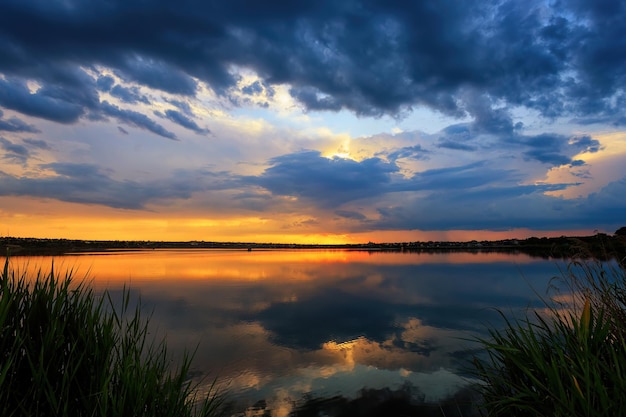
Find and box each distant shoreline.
[3,234,625,260]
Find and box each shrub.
[0,257,224,417]
[472,259,626,416]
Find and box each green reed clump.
[0,257,224,417]
[472,258,626,417]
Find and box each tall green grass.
[472,257,626,416]
[0,257,224,417]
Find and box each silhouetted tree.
[616,227,626,236]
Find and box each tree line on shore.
[2,229,625,260]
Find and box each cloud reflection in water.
[15,249,564,414]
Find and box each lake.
[9,249,567,416]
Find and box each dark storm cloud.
[241,80,264,96]
[434,124,602,165]
[110,85,150,105]
[0,0,624,127]
[582,176,626,224]
[436,124,477,151]
[570,135,601,153]
[96,76,115,92]
[289,87,343,112]
[100,101,177,140]
[114,58,198,96]
[247,147,615,232]
[249,150,572,213]
[461,92,525,137]
[371,181,589,232]
[254,150,400,207]
[0,78,86,123]
[512,133,601,166]
[155,109,210,135]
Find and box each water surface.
[12,249,566,415]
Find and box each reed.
[0,257,224,417]
[472,258,626,416]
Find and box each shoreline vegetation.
[2,231,625,416]
[472,255,626,416]
[0,257,224,417]
[2,231,626,260]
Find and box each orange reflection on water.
[8,248,542,286]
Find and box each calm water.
[12,249,566,416]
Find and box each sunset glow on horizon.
[1,0,625,243]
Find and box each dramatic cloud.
[254,151,400,208]
[0,77,87,123]
[155,109,210,135]
[0,0,624,124]
[0,162,203,209]
[0,0,624,239]
[100,101,177,140]
[109,85,150,105]
[512,133,601,166]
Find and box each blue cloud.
[254,150,400,208]
[504,133,601,166]
[0,0,624,133]
[0,109,40,133]
[110,85,150,105]
[22,138,50,150]
[0,137,30,163]
[100,101,177,140]
[436,140,477,152]
[371,183,586,232]
[0,78,85,123]
[115,57,198,96]
[96,75,115,92]
[386,145,430,162]
[155,109,210,135]
[242,80,264,96]
[0,162,204,209]
[335,210,368,221]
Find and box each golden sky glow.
[1,1,625,242]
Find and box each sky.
[0,0,625,244]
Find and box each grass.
[0,257,224,417]
[472,254,626,416]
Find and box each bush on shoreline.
[0,257,223,417]
[472,257,626,416]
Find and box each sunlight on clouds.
[320,131,354,160]
[228,66,304,118]
[273,84,307,118]
[25,80,42,94]
[0,196,359,244]
[544,131,626,198]
[223,116,272,136]
[322,338,361,370]
[182,217,269,228]
[194,85,229,119]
